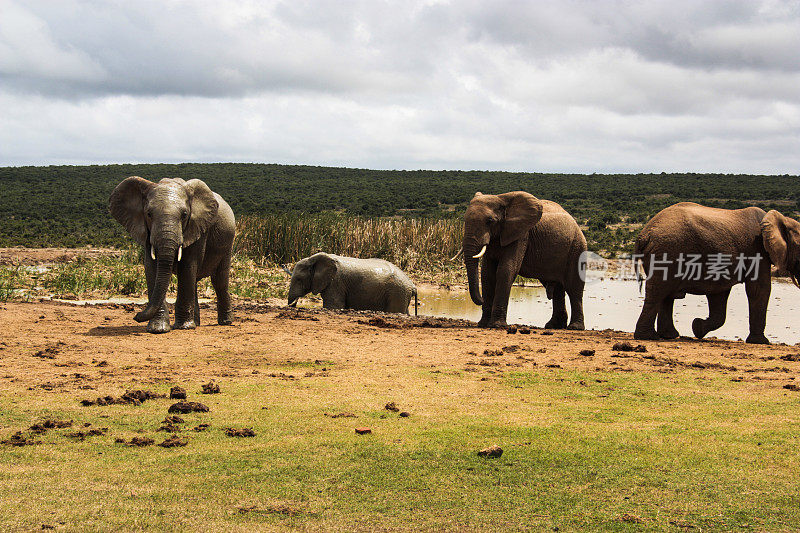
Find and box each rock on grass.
[116,436,155,447]
[29,419,72,433]
[169,386,187,399]
[225,428,256,437]
[81,390,165,407]
[1,431,39,446]
[159,436,188,447]
[477,445,503,458]
[201,382,220,394]
[168,401,210,414]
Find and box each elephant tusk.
[150,246,156,261]
[177,246,182,262]
[472,245,487,259]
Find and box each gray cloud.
[0,0,798,173]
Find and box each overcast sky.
[1,0,798,173]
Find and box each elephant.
[109,176,236,333]
[463,191,587,329]
[633,202,800,344]
[287,252,417,314]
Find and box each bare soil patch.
[0,247,122,266]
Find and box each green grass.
[42,250,146,299]
[1,369,798,531]
[0,264,25,302]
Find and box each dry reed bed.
[234,214,464,270]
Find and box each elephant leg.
[143,250,170,333]
[478,258,497,327]
[744,277,770,344]
[386,289,411,314]
[488,253,524,328]
[566,282,585,331]
[692,289,731,340]
[656,297,680,339]
[321,290,346,309]
[634,278,669,340]
[211,254,233,325]
[174,262,198,330]
[194,291,200,326]
[544,283,568,329]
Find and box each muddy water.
[418,279,800,345]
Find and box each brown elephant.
[110,177,236,333]
[633,202,800,344]
[463,191,587,329]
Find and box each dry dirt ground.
[0,247,122,266]
[1,299,799,400]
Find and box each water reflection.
[418,279,800,345]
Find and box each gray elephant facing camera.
[110,176,236,333]
[287,252,417,314]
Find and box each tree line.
[1,163,798,254]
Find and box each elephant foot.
[133,310,150,323]
[218,315,233,326]
[477,318,490,328]
[487,320,507,329]
[657,327,680,340]
[173,319,197,330]
[567,321,585,331]
[147,319,171,334]
[692,318,707,340]
[545,316,568,329]
[634,329,660,341]
[746,333,770,344]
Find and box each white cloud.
[0,0,798,173]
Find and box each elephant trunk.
[464,242,484,306]
[286,278,303,307]
[135,242,178,323]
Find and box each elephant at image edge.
[110,176,236,333]
[463,191,587,329]
[633,202,800,344]
[287,252,417,314]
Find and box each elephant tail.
[633,233,649,293]
[413,289,418,317]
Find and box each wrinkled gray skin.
[287,252,417,314]
[110,176,236,333]
[463,191,587,330]
[634,202,800,344]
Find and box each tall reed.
[234,214,463,270]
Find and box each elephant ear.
[184,179,219,247]
[311,254,338,294]
[761,210,789,271]
[109,176,155,246]
[498,191,544,246]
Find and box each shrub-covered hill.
[0,162,797,249]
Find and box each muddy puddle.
[418,278,800,345]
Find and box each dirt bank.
[1,299,798,396]
[0,247,123,266]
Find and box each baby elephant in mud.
[287,253,417,314]
[109,176,236,333]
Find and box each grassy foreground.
[1,362,798,531]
